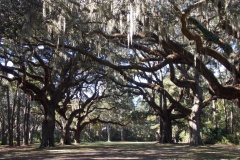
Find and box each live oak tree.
[85,0,240,145]
[55,74,114,144]
[0,0,100,147]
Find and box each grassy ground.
[0,142,240,160]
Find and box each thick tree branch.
[163,39,240,99]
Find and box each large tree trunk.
[159,87,173,143]
[73,120,89,144]
[73,129,81,144]
[162,117,173,143]
[189,72,203,146]
[64,125,71,145]
[61,120,72,145]
[73,126,83,144]
[23,94,31,145]
[40,105,55,148]
[189,105,202,146]
[159,116,164,143]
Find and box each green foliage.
[226,134,240,145]
[202,127,239,145]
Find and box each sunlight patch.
[92,158,140,160]
[47,149,75,153]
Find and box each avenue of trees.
[0,0,240,148]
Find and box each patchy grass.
[0,142,239,159]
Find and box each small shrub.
[226,134,239,145]
[203,127,239,145]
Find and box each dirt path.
[0,142,239,159]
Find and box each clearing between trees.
[0,142,239,160]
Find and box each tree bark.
[40,105,55,148]
[189,72,203,146]
[160,86,173,143]
[23,94,31,145]
[162,117,173,143]
[212,100,218,129]
[159,69,164,143]
[7,87,14,147]
[29,127,35,144]
[16,90,21,146]
[223,99,229,133]
[73,120,89,144]
[73,130,81,144]
[231,103,234,134]
[189,105,202,146]
[1,114,7,145]
[159,116,164,143]
[106,123,111,142]
[73,126,83,144]
[120,127,124,141]
[64,125,71,145]
[61,120,72,145]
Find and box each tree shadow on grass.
[0,142,239,160]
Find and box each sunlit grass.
[0,142,239,159]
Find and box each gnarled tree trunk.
[162,117,173,143]
[160,88,173,144]
[189,72,203,146]
[73,126,83,144]
[40,105,55,148]
[73,120,89,144]
[189,103,202,145]
[61,120,72,145]
[73,130,81,144]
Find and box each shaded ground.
[0,142,240,160]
